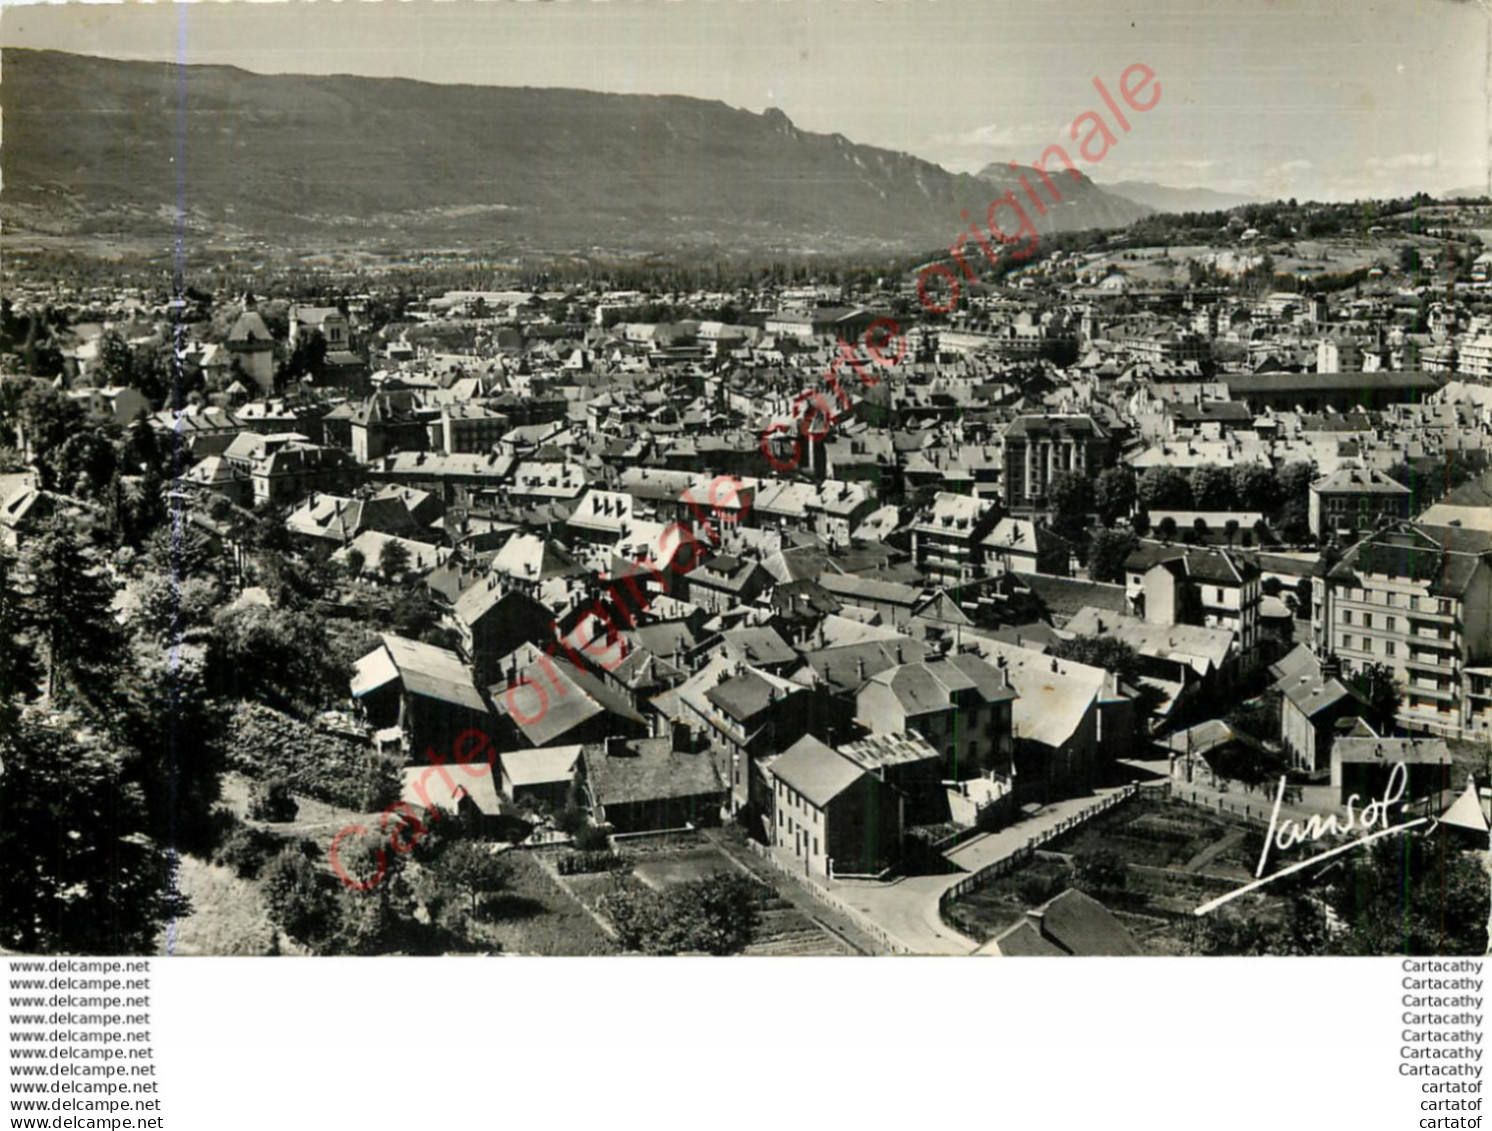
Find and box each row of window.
[1338,588,1454,615]
[1343,631,1463,674]
[1340,610,1401,631]
[778,818,820,858]
[1338,634,1396,657]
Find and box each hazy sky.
[3,0,1487,201]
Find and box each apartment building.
[1313,523,1492,737]
[909,491,998,589]
[1001,413,1113,518]
[1308,466,1412,540]
[440,404,508,454]
[1124,545,1263,656]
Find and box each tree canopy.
[0,715,187,954]
[1048,634,1144,688]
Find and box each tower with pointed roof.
[225,298,276,395]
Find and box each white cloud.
[924,120,1071,172]
[935,121,1067,150]
[1364,152,1439,173]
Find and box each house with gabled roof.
[579,737,725,833]
[452,573,557,678]
[1124,545,1262,657]
[661,653,813,816]
[978,888,1141,956]
[499,744,584,811]
[958,638,1125,804]
[764,734,903,878]
[490,654,649,750]
[816,572,925,629]
[290,305,350,351]
[1272,648,1371,774]
[286,492,429,546]
[351,634,492,761]
[713,625,798,675]
[677,552,770,616]
[982,517,1074,578]
[855,653,1017,781]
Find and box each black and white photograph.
[1,0,1490,967]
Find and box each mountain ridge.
[1,48,1154,255]
[1095,180,1257,214]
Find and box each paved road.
[807,783,1135,955]
[803,763,1410,955]
[1123,757,1340,829]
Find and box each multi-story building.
[1308,466,1412,540]
[250,442,361,507]
[909,491,998,588]
[289,305,351,351]
[855,653,1017,781]
[351,392,432,463]
[1117,328,1212,367]
[1457,334,1492,379]
[1315,337,1361,374]
[1314,523,1492,737]
[439,404,508,454]
[1001,414,1112,517]
[1124,545,1263,657]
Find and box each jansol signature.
[1195,762,1432,916]
[1256,761,1408,878]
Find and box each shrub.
[1017,870,1070,907]
[261,845,337,945]
[249,776,299,823]
[599,872,768,955]
[555,805,589,837]
[557,850,632,876]
[347,751,405,813]
[1072,848,1127,894]
[573,823,611,852]
[213,823,283,880]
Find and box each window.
[1342,610,1353,625]
[813,837,819,856]
[1342,634,1354,650]
[1385,642,1396,658]
[1363,614,1372,630]
[1386,616,1396,632]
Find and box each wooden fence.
[1166,782,1294,828]
[938,782,1149,914]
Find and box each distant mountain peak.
[1096,180,1257,215]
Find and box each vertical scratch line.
[163,3,190,961]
